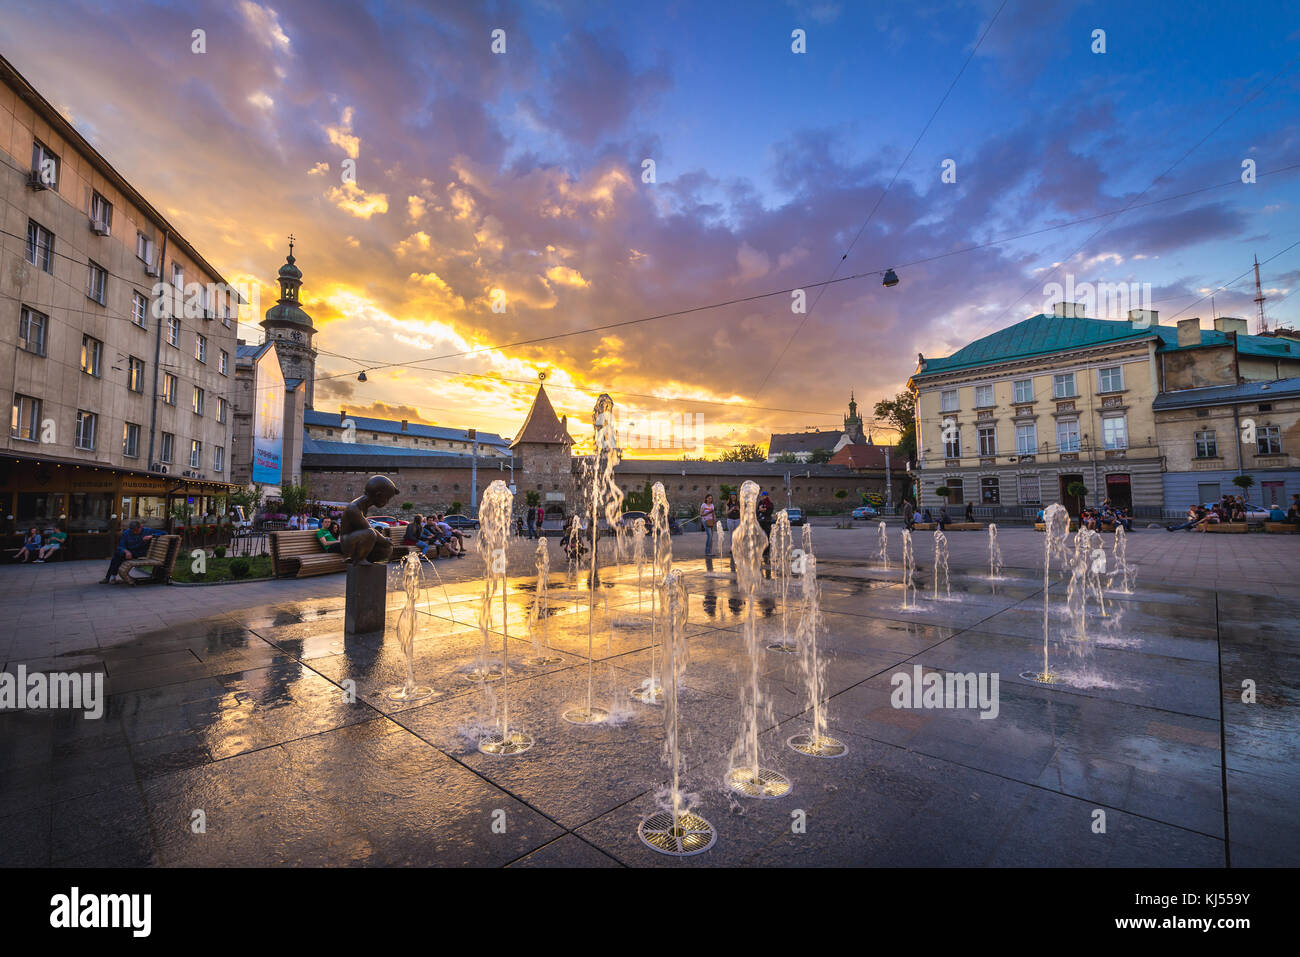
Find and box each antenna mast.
[1254,254,1269,334]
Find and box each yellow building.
[909,306,1164,517]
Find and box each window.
[1101,414,1127,450]
[195,334,207,363]
[75,410,97,450]
[214,446,225,473]
[171,262,184,291]
[123,422,140,458]
[219,349,229,376]
[160,432,174,463]
[166,316,181,347]
[977,425,997,456]
[217,396,227,424]
[943,428,961,459]
[189,439,202,469]
[162,372,177,405]
[1015,422,1037,455]
[136,231,155,265]
[974,384,994,408]
[1258,426,1282,456]
[192,386,205,416]
[940,389,958,412]
[128,356,144,393]
[31,139,59,188]
[1013,378,1034,404]
[981,476,1000,504]
[1019,474,1041,504]
[1097,366,1124,393]
[1194,430,1217,458]
[1056,418,1080,452]
[1053,372,1077,399]
[18,306,47,355]
[80,335,102,377]
[222,305,233,328]
[1259,403,1273,412]
[11,394,40,440]
[87,261,107,305]
[90,191,113,233]
[132,291,148,328]
[945,478,964,504]
[26,220,54,273]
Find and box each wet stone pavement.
[1,550,1297,867]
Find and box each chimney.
[339,409,346,424]
[1177,318,1201,348]
[401,419,408,432]
[1214,316,1247,336]
[1128,308,1159,327]
[1052,301,1087,319]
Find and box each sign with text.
[253,347,284,489]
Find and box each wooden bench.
[943,522,985,531]
[1034,521,1080,532]
[1265,522,1299,534]
[118,535,181,585]
[1203,522,1248,534]
[913,522,936,531]
[270,526,454,578]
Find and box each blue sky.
[2,0,1298,448]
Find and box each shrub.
[451,501,463,514]
[214,545,227,558]
[229,557,251,579]
[935,486,951,499]
[400,502,414,511]
[1232,475,1255,492]
[834,489,848,499]
[1066,481,1088,499]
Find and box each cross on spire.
[287,233,295,257]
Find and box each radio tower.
[1254,254,1269,335]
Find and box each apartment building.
[0,54,239,555]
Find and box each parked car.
[1201,501,1270,524]
[852,505,880,520]
[785,507,805,526]
[441,513,480,530]
[367,515,407,527]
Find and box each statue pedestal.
[345,562,388,634]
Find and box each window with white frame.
[1018,474,1041,504]
[171,262,184,291]
[974,384,994,407]
[940,389,958,412]
[195,334,207,363]
[219,349,228,375]
[132,291,148,328]
[31,139,59,188]
[18,306,47,355]
[1015,422,1037,455]
[123,422,140,458]
[1258,425,1282,456]
[128,356,144,393]
[981,476,1000,504]
[26,220,54,273]
[87,261,107,305]
[1013,378,1034,404]
[1056,418,1080,452]
[1053,372,1077,398]
[214,446,225,472]
[977,425,997,456]
[192,386,205,416]
[160,432,174,463]
[1098,365,1124,393]
[166,316,181,347]
[943,428,961,459]
[90,191,113,233]
[1194,430,1217,458]
[189,439,202,468]
[11,394,40,440]
[80,335,102,377]
[75,410,97,450]
[217,396,227,424]
[162,372,177,405]
[1102,414,1128,449]
[136,231,155,265]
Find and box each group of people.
[14,525,68,563]
[700,491,746,558]
[523,504,547,539]
[399,514,467,559]
[1081,500,1133,532]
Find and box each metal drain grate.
[387,685,433,703]
[461,665,503,683]
[787,732,848,758]
[522,654,563,667]
[629,682,664,705]
[561,705,609,725]
[637,811,717,856]
[478,730,534,755]
[726,766,792,798]
[1019,671,1060,684]
[766,641,799,654]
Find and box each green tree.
[1232,474,1255,494]
[525,490,541,508]
[774,452,798,463]
[279,480,311,517]
[874,391,917,462]
[720,443,767,462]
[625,481,653,513]
[809,448,832,464]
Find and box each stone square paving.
[0,524,1296,867]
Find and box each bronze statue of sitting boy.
[339,475,399,564]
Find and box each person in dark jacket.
[902,500,915,531]
[102,521,156,583]
[757,491,775,564]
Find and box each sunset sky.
[4,0,1299,456]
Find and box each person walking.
[902,499,915,532]
[700,493,717,557]
[536,504,546,537]
[526,504,537,539]
[101,520,156,583]
[757,490,775,565]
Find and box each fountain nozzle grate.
[637,811,717,856]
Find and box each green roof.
[914,314,1300,378]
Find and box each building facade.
[1,55,238,554]
[910,308,1164,517]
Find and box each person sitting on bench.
[316,518,342,553]
[16,527,41,562]
[37,526,66,562]
[102,521,156,583]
